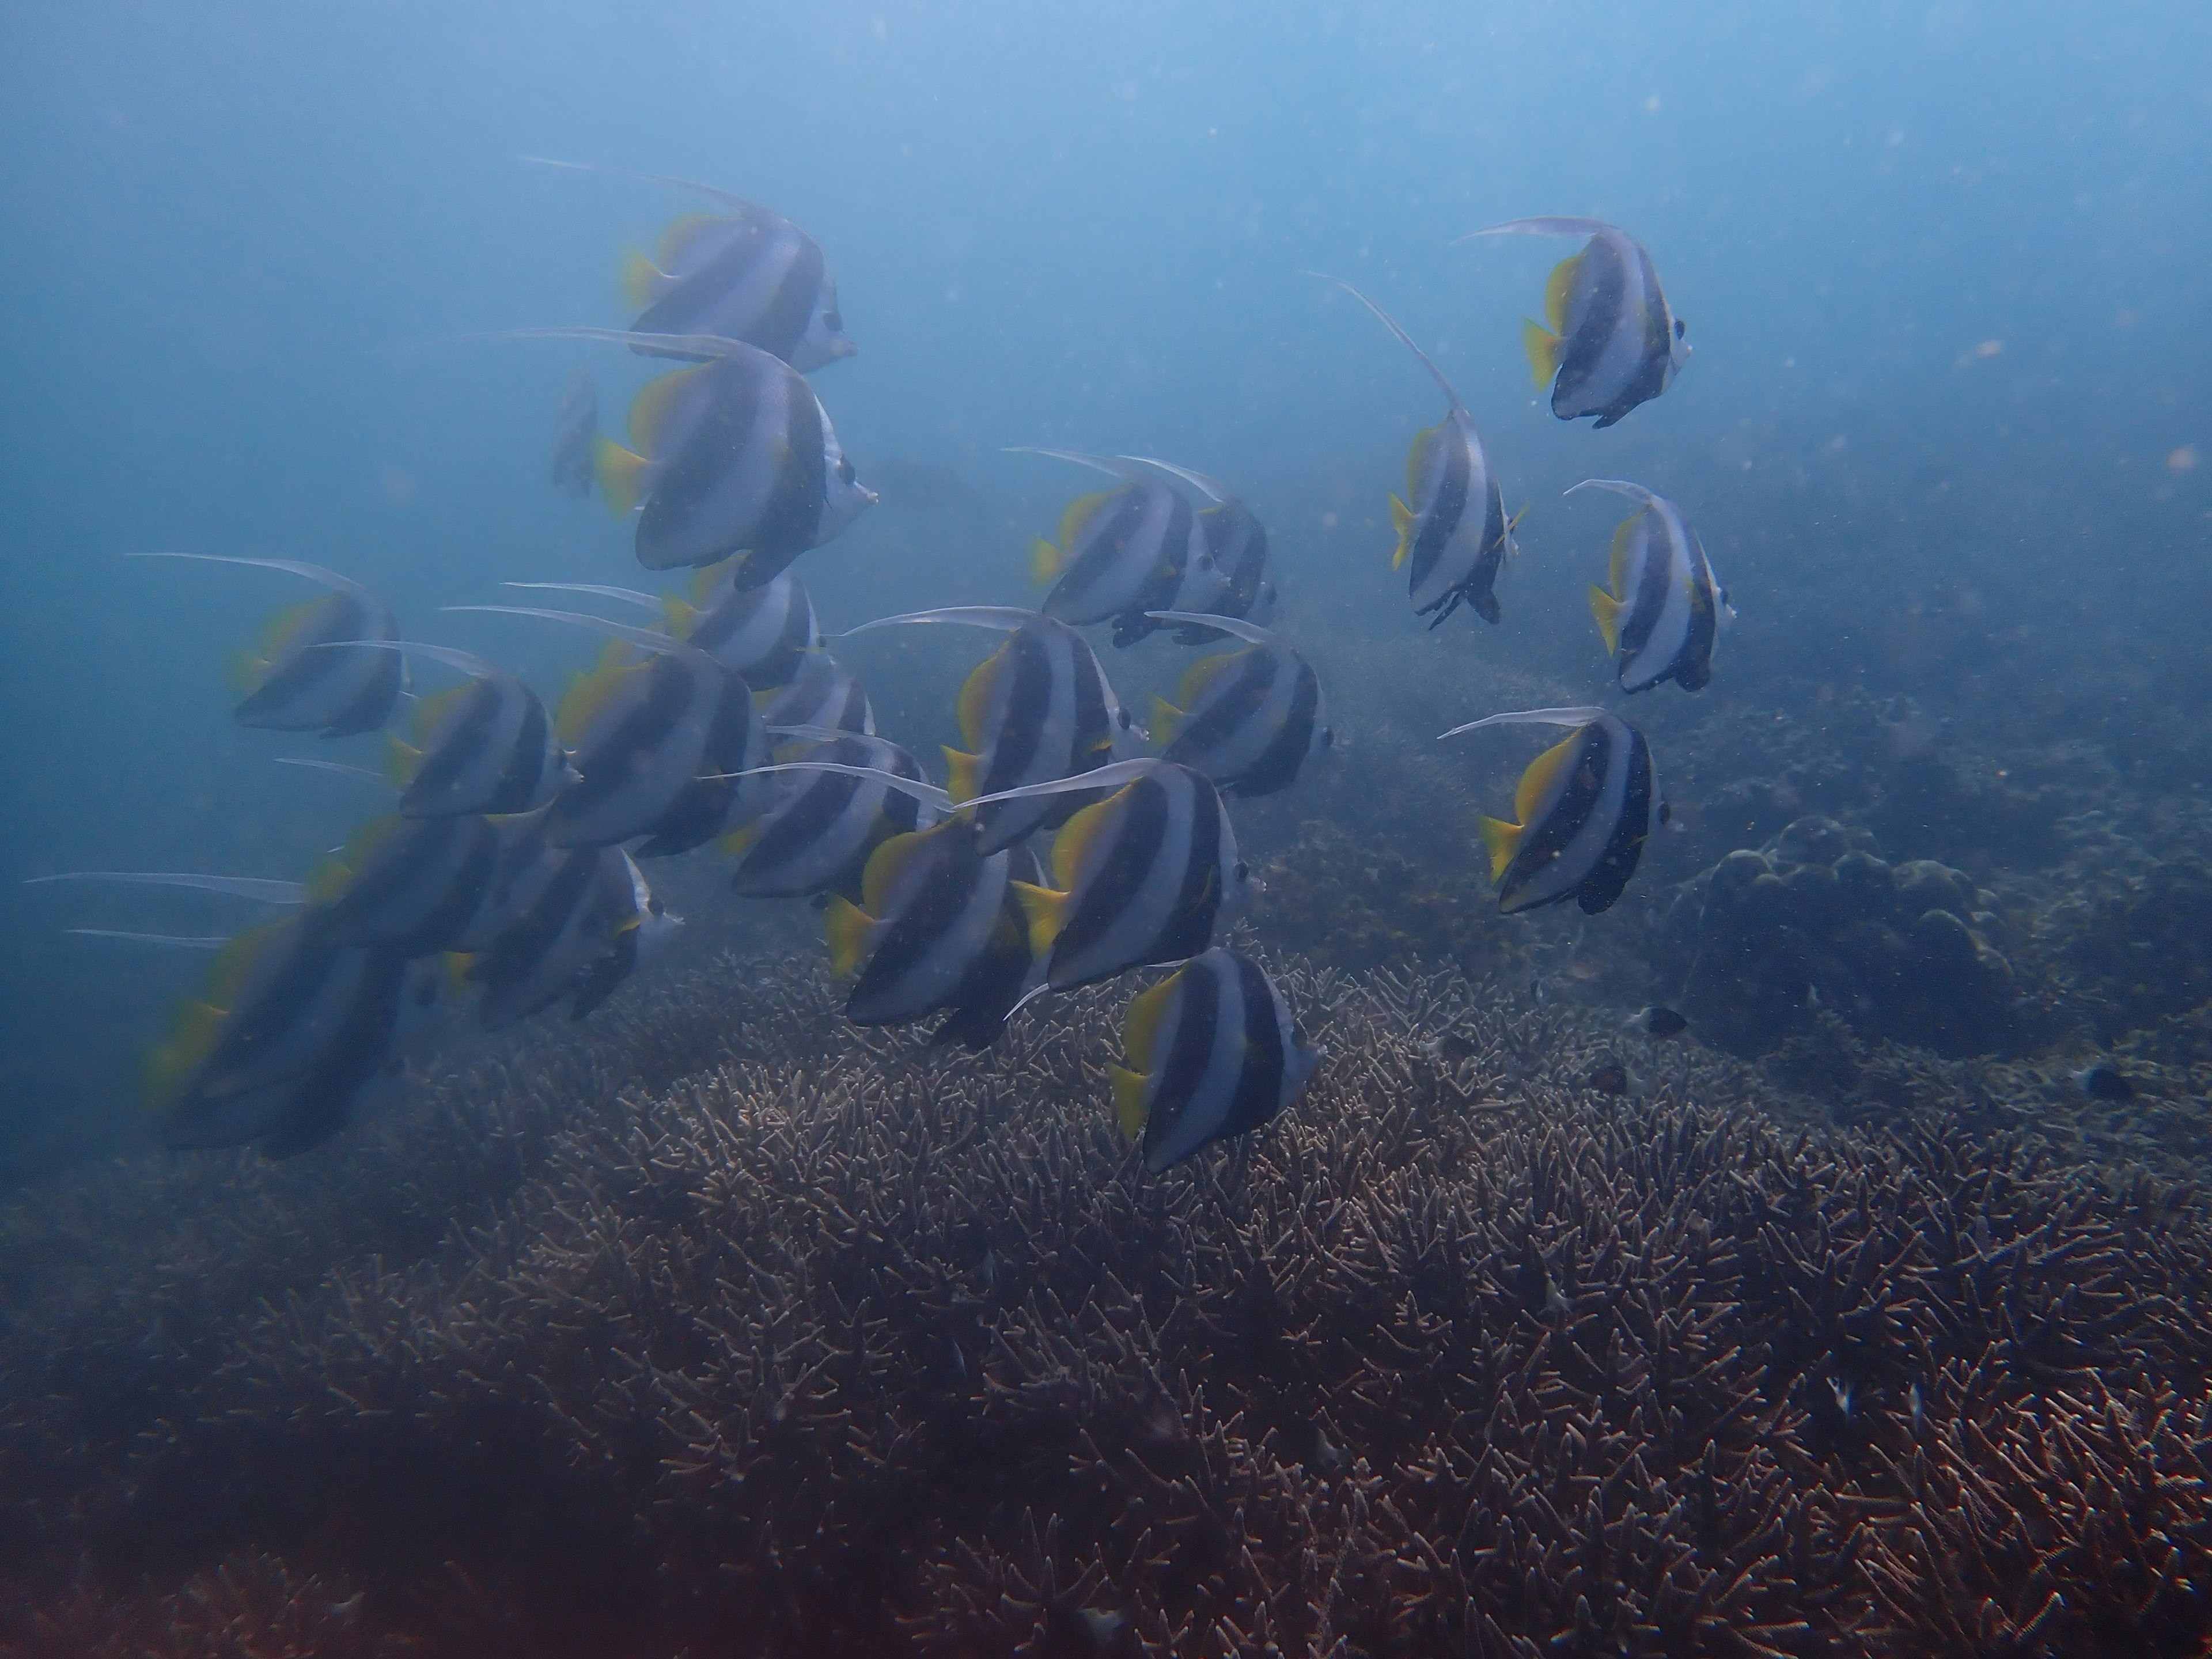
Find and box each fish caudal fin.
[1149,697,1184,744]
[824,895,874,978]
[1012,880,1070,960]
[620,248,667,310]
[594,437,650,518]
[1587,586,1624,654]
[1388,495,1415,572]
[942,747,983,803]
[1521,319,1562,388]
[1475,815,1522,884]
[1109,1063,1150,1144]
[1028,537,1065,587]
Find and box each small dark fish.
[132,552,404,737]
[1462,217,1688,429]
[1631,1005,1689,1039]
[1310,276,1515,630]
[1442,707,1667,916]
[1586,1063,1630,1097]
[2077,1063,2136,1103]
[1573,480,1730,695]
[550,365,598,498]
[1111,948,1322,1172]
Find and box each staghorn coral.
[3,961,2211,1656]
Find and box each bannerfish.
[755,649,873,736]
[1570,480,1729,694]
[551,365,598,498]
[825,818,1038,1050]
[1309,276,1516,630]
[467,845,678,1029]
[724,731,928,899]
[336,642,574,817]
[1111,948,1321,1173]
[1462,218,1688,428]
[1143,612,1331,798]
[1122,457,1278,639]
[522,157,855,370]
[306,813,501,957]
[130,552,404,737]
[669,566,821,690]
[1006,760,1259,991]
[145,915,407,1157]
[1440,707,1668,915]
[1017,450,1209,647]
[840,607,1139,855]
[449,606,772,855]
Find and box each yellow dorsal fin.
[1012,881,1071,960]
[620,247,666,310]
[385,733,424,787]
[823,894,875,978]
[1176,651,1242,711]
[143,1000,229,1107]
[661,593,700,639]
[1123,972,1180,1073]
[628,366,703,456]
[310,815,399,904]
[557,659,640,748]
[1515,733,1583,825]
[942,746,983,804]
[1475,815,1523,885]
[1544,252,1582,332]
[205,920,286,1010]
[1404,423,1443,501]
[689,561,734,604]
[1522,319,1562,388]
[956,646,1007,751]
[861,827,937,914]
[594,437,650,518]
[255,595,334,666]
[1028,536,1065,588]
[716,822,762,858]
[1049,791,1127,887]
[1588,585,1624,656]
[222,648,270,698]
[654,213,726,269]
[1149,696,1184,745]
[1109,1063,1152,1145]
[411,681,469,743]
[1058,489,1115,547]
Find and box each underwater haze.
[7,1,2212,1652]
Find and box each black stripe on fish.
[632,668,756,858]
[1147,955,1222,1156]
[1575,728,1656,915]
[551,653,708,844]
[403,678,503,813]
[1619,518,1672,662]
[1052,774,1170,978]
[1506,724,1609,906]
[1407,439,1471,606]
[1236,657,1321,799]
[317,816,498,956]
[1222,952,1289,1139]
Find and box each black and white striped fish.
[1111,948,1321,1173]
[1464,218,1688,429]
[755,649,873,736]
[131,552,405,737]
[1571,480,1730,694]
[466,844,679,1030]
[451,606,772,855]
[724,730,929,899]
[1124,457,1278,639]
[1441,707,1668,915]
[1143,612,1331,798]
[1007,760,1259,991]
[842,606,1139,855]
[343,642,572,817]
[524,158,856,371]
[144,915,407,1157]
[824,818,1039,1051]
[1020,450,1208,647]
[306,813,501,957]
[1312,278,1516,629]
[670,566,822,690]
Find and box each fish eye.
[1234,861,1249,882]
[1674,318,1687,340]
[1321,728,1335,748]
[824,309,843,332]
[1118,708,1134,728]
[1658,801,1673,825]
[836,456,855,484]
[647,896,665,915]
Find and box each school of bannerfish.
[41,164,1728,1173]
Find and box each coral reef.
[5,957,2212,1656]
[1657,815,2025,1059]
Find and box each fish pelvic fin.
[1521,318,1562,388]
[1028,536,1066,587]
[1389,495,1415,571]
[594,437,650,517]
[942,746,984,804]
[824,895,874,978]
[1588,585,1624,654]
[1109,1063,1151,1145]
[1012,880,1070,960]
[1475,815,1523,885]
[1149,696,1185,745]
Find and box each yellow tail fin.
[824,895,875,978]
[1012,880,1071,960]
[594,437,650,518]
[1475,815,1523,884]
[1521,319,1563,388]
[1109,1063,1151,1145]
[942,746,984,804]
[1389,495,1415,572]
[1588,585,1624,654]
[1149,696,1184,745]
[1029,536,1065,587]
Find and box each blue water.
[4,0,2209,1179]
